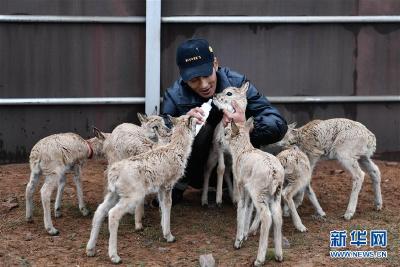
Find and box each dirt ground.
[0,159,399,267]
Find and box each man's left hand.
[222,100,245,127]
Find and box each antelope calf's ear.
[288,122,297,129]
[168,115,178,126]
[137,113,148,124]
[92,126,105,140]
[245,117,255,132]
[240,81,250,94]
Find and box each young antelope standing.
[249,145,325,234]
[200,81,250,206]
[227,118,284,267]
[25,128,108,235]
[278,118,382,220]
[86,115,196,264]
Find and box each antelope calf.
[249,145,325,233]
[226,118,284,266]
[200,82,250,206]
[86,115,196,264]
[278,118,381,220]
[25,128,108,235]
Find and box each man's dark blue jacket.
[161,67,288,147]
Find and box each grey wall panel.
[0,104,144,164]
[357,25,400,95]
[359,0,400,15]
[162,0,357,16]
[162,0,400,16]
[0,23,145,97]
[162,24,355,97]
[0,0,145,16]
[356,104,400,157]
[275,103,400,156]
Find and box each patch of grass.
[371,209,396,224]
[30,203,43,217]
[99,224,109,237]
[18,256,31,267]
[386,224,400,265]
[68,232,77,241]
[190,221,211,234]
[346,224,364,232]
[265,249,277,261]
[196,247,209,255]
[171,205,190,217]
[3,215,26,230]
[86,203,101,214]
[281,251,291,261]
[120,214,135,227]
[62,202,83,218]
[289,232,308,247]
[138,225,161,242]
[222,233,232,240]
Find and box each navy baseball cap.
[176,38,215,81]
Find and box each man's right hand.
[222,100,245,127]
[186,107,205,124]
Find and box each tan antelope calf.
[86,115,196,264]
[278,119,381,220]
[103,113,171,165]
[200,82,250,207]
[249,145,326,234]
[226,118,284,267]
[101,114,171,231]
[25,128,108,235]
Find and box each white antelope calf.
[103,113,171,165]
[249,145,326,234]
[25,128,108,235]
[86,115,196,264]
[200,82,250,207]
[102,113,171,231]
[278,118,382,220]
[227,118,284,267]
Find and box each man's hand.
[222,100,245,127]
[186,107,205,124]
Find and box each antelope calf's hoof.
[234,239,243,249]
[86,248,96,257]
[81,207,90,216]
[253,259,264,266]
[343,212,354,221]
[47,228,59,236]
[110,254,122,264]
[165,234,176,243]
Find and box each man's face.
[186,60,218,99]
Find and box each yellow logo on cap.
[185,56,202,63]
[209,46,213,53]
